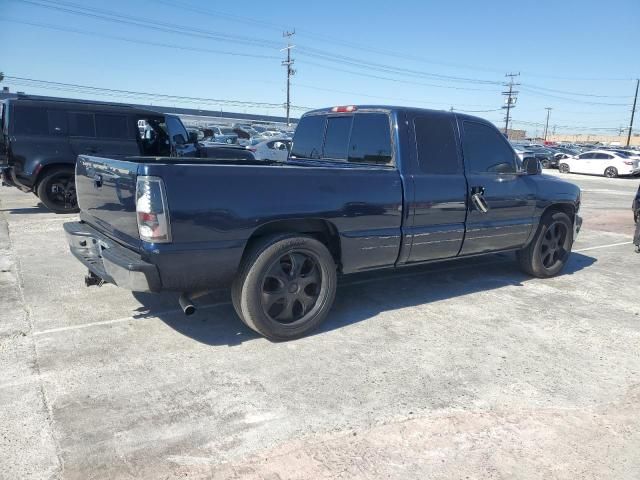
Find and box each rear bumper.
[64,221,161,292]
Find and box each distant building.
[506,129,527,140]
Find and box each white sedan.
[558,150,640,178]
[247,137,292,162]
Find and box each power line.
[0,18,280,60]
[3,75,312,111]
[152,0,637,82]
[11,0,506,88]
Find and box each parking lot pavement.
[1,180,639,480]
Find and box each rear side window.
[323,116,352,160]
[69,112,96,137]
[290,114,325,159]
[95,114,130,139]
[12,105,48,135]
[462,121,516,174]
[414,115,460,174]
[348,113,392,165]
[48,110,67,136]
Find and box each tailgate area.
[64,221,161,292]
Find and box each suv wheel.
[232,234,337,341]
[36,166,79,213]
[517,211,573,278]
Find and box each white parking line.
[574,241,633,252]
[30,240,635,337]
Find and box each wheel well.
[243,219,342,268]
[34,163,75,191]
[543,203,575,224]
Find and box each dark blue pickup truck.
[64,105,582,340]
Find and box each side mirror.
[523,157,541,175]
[188,131,198,144]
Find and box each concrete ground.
[1,171,639,480]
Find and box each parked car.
[558,150,640,178]
[203,126,238,144]
[0,96,252,212]
[248,137,291,161]
[63,105,582,340]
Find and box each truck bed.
[75,155,405,291]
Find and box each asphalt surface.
[1,170,639,480]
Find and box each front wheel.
[36,167,79,213]
[541,159,550,169]
[232,235,337,341]
[517,211,573,278]
[604,167,618,178]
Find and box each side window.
[95,114,130,139]
[322,116,352,160]
[12,105,49,135]
[579,153,594,159]
[69,112,96,137]
[414,115,460,174]
[165,116,188,144]
[348,113,392,165]
[47,110,67,136]
[462,121,516,174]
[290,114,326,159]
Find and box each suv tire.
[36,166,79,213]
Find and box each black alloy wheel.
[37,168,79,213]
[539,220,569,269]
[261,251,322,324]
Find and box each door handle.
[470,186,489,213]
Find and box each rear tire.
[232,234,337,341]
[36,166,79,213]
[541,159,550,169]
[559,163,570,174]
[517,211,573,278]
[604,167,618,178]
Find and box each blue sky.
[1,0,638,135]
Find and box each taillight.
[331,105,357,113]
[623,161,634,165]
[248,147,257,152]
[136,176,171,243]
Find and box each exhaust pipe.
[179,293,196,316]
[84,271,104,287]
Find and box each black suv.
[0,96,200,213]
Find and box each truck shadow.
[133,252,596,347]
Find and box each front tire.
[232,235,337,341]
[541,159,550,169]
[604,167,618,178]
[517,211,573,278]
[36,166,79,213]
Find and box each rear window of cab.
[291,112,393,165]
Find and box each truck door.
[458,119,536,255]
[404,112,468,263]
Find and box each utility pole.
[543,107,552,141]
[626,78,639,147]
[282,30,296,126]
[502,73,520,138]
